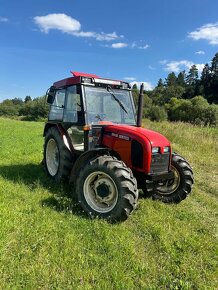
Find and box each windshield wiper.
[106,86,128,114]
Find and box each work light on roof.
[93,78,121,86]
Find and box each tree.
[144,105,167,122]
[177,71,186,87]
[166,72,177,87]
[19,96,49,120]
[201,63,212,99]
[0,99,19,116]
[211,52,218,75]
[184,65,199,99]
[131,84,139,106]
[186,65,198,85]
[132,84,138,90]
[11,97,23,106]
[157,78,164,88]
[209,53,218,103]
[25,96,32,103]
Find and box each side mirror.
[46,86,56,104]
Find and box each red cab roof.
[71,71,100,78]
[53,71,100,88]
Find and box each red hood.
[101,123,171,173]
[104,124,170,148]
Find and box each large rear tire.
[76,156,138,222]
[44,127,73,182]
[149,153,194,203]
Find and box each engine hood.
[101,123,171,173]
[103,124,171,149]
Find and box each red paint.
[102,124,171,173]
[53,72,123,89]
[71,71,100,78]
[54,76,81,88]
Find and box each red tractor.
[43,72,193,222]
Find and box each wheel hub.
[96,183,110,199]
[83,172,118,213]
[94,177,115,200]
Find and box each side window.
[49,89,65,121]
[63,85,82,123]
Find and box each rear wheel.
[76,155,138,222]
[148,153,194,203]
[44,127,73,182]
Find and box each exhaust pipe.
[136,83,144,127]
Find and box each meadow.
[0,118,217,289]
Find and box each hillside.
[0,118,217,289]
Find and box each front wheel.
[76,156,138,222]
[149,153,194,203]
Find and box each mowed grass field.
[0,117,217,290]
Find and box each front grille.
[131,140,143,168]
[150,153,170,174]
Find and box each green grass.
[0,117,217,289]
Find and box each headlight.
[152,147,160,154]
[163,146,170,153]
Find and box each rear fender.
[43,123,73,153]
[69,148,111,183]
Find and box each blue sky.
[0,0,218,101]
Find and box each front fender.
[69,148,111,183]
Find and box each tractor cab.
[46,72,136,152]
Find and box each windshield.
[84,86,136,125]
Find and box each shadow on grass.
[0,163,87,218]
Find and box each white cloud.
[161,59,204,74]
[34,13,120,41]
[160,60,167,65]
[188,22,218,45]
[195,50,205,55]
[130,81,153,91]
[34,14,151,49]
[138,44,149,50]
[124,77,136,81]
[34,14,81,33]
[131,42,149,50]
[0,17,8,22]
[195,63,205,73]
[148,65,156,70]
[162,60,193,73]
[96,32,120,41]
[111,42,128,48]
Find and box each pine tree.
[186,65,198,85]
[177,71,186,87]
[166,72,177,87]
[132,84,138,90]
[210,53,218,103]
[211,52,218,76]
[200,64,211,99]
[157,78,164,87]
[25,96,32,103]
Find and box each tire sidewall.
[77,163,126,219]
[44,128,62,181]
[153,154,192,202]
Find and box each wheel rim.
[156,165,180,195]
[46,138,59,176]
[83,171,118,213]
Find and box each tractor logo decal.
[111,132,130,141]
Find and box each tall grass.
[0,118,217,289]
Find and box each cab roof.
[53,71,130,89]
